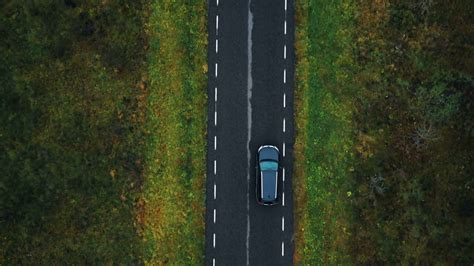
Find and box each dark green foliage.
[0,0,148,263]
[350,0,474,264]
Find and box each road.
[205,0,294,265]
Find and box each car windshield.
[260,161,278,171]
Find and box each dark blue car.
[256,145,280,205]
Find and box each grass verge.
[141,1,208,264]
[293,1,355,264]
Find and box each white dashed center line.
[214,183,216,199]
[282,0,289,261]
[212,1,218,264]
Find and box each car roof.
[262,171,277,202]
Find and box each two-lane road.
[205,0,294,265]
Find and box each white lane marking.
[217,0,219,6]
[214,183,216,199]
[283,118,286,133]
[283,142,286,157]
[213,233,216,248]
[283,93,286,108]
[282,216,285,231]
[284,20,287,35]
[213,209,216,223]
[283,192,285,206]
[215,63,218,77]
[215,87,218,102]
[216,39,218,53]
[216,15,219,32]
[214,111,217,126]
[281,242,285,256]
[213,258,216,266]
[284,45,286,59]
[283,167,285,182]
[214,160,217,175]
[285,0,287,11]
[283,69,286,84]
[214,135,217,150]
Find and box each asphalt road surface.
[205,0,294,265]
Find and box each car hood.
[259,147,279,161]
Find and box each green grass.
[141,1,207,264]
[294,0,355,264]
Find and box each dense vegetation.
[294,0,473,264]
[0,1,148,263]
[0,0,207,264]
